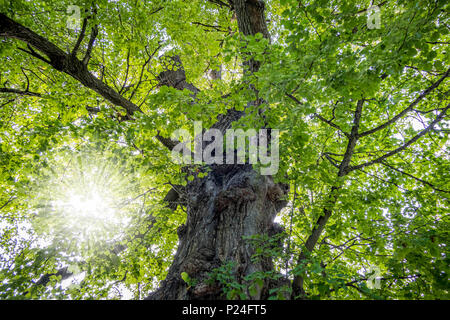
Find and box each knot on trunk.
[215,187,256,212]
[266,182,288,202]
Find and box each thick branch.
[155,132,179,150]
[232,0,269,39]
[348,103,450,172]
[292,101,448,298]
[0,13,185,152]
[82,25,98,65]
[71,17,88,56]
[339,99,364,176]
[292,99,364,299]
[0,13,140,115]
[291,186,339,299]
[359,68,449,138]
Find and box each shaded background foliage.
[0,0,449,299]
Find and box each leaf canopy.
[0,0,449,299]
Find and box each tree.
[0,0,448,300]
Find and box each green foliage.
[180,272,198,289]
[0,0,449,300]
[207,261,248,300]
[206,234,291,300]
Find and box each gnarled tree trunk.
[147,164,288,300]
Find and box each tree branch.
[339,99,364,176]
[286,92,350,137]
[359,68,450,138]
[0,13,186,152]
[0,87,41,97]
[380,161,450,193]
[348,103,450,172]
[82,24,98,65]
[0,98,16,108]
[0,13,140,115]
[155,132,179,150]
[17,45,51,64]
[322,152,340,169]
[71,17,88,56]
[292,99,364,299]
[129,44,162,101]
[191,22,227,32]
[314,113,350,138]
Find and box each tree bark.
[146,164,288,300]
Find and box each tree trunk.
[146,164,288,300]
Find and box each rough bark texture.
[147,164,288,300]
